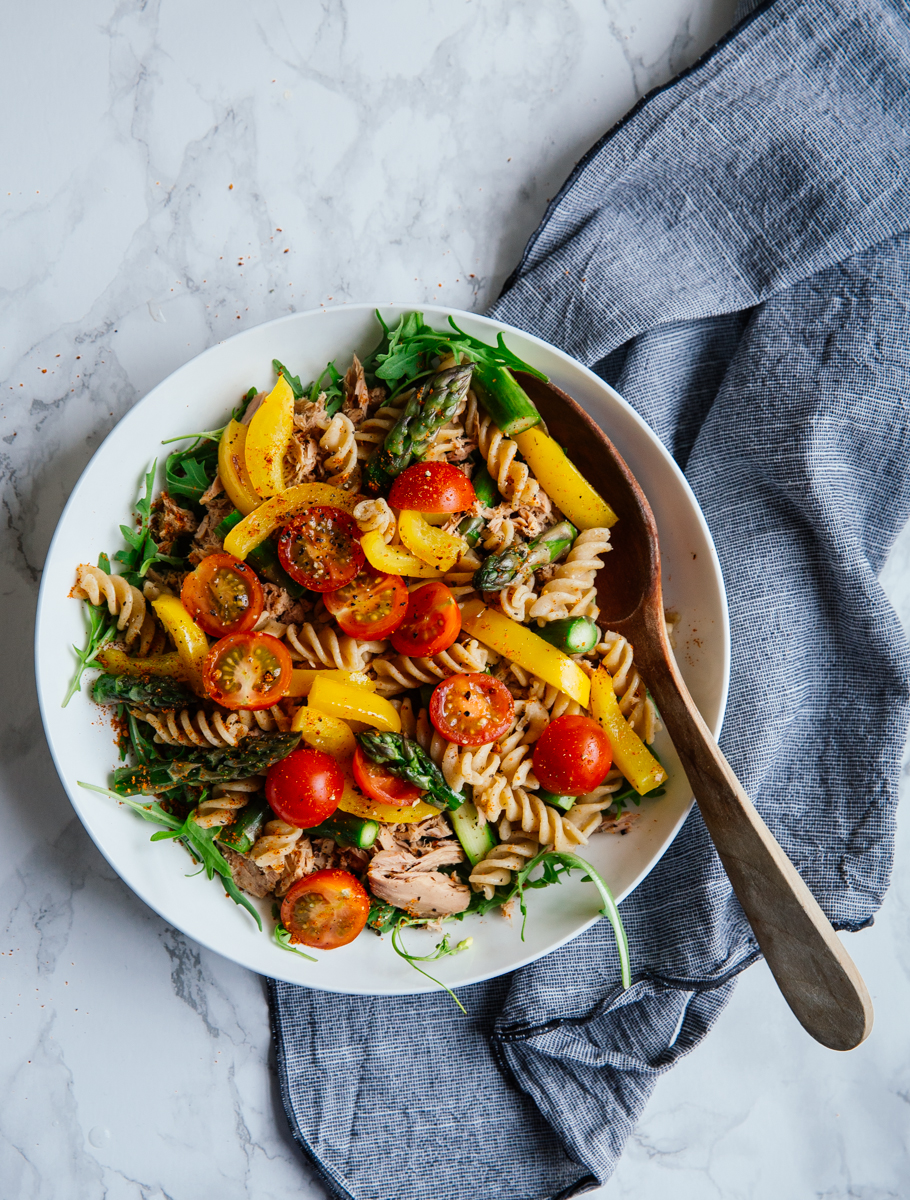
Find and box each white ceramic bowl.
[35,304,729,994]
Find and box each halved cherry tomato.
[281,869,370,949]
[388,462,476,513]
[181,552,264,637]
[532,715,613,795]
[277,506,365,592]
[352,744,426,808]
[266,746,343,828]
[389,581,461,657]
[202,631,292,710]
[323,565,409,639]
[429,673,514,747]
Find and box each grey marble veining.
[3,2,909,1197]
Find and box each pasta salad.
[68,311,667,984]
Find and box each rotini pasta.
[371,637,490,696]
[319,412,359,489]
[285,622,380,671]
[354,497,396,543]
[529,526,611,623]
[466,392,539,508]
[131,705,250,749]
[468,833,539,899]
[74,563,156,651]
[250,820,303,871]
[194,779,260,829]
[354,401,407,460]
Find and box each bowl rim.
[34,301,730,993]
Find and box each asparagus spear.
[536,616,600,655]
[364,364,474,494]
[111,732,301,795]
[470,361,541,437]
[92,672,194,710]
[473,521,578,592]
[356,731,463,810]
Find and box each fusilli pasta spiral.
[250,820,302,870]
[131,706,250,748]
[466,393,539,507]
[475,779,587,852]
[371,637,490,696]
[285,622,381,671]
[354,401,407,460]
[529,527,611,622]
[74,563,155,651]
[500,578,537,623]
[353,498,396,543]
[319,412,359,488]
[194,779,260,829]
[468,832,539,898]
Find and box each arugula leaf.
[272,359,304,400]
[63,600,116,708]
[165,437,219,506]
[390,919,473,1013]
[361,310,547,391]
[511,850,630,987]
[304,359,345,415]
[274,923,318,961]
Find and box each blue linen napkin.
[269,1,910,1195]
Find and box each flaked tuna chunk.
[368,842,470,917]
[221,846,281,899]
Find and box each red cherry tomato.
[429,673,514,747]
[265,746,344,828]
[202,632,292,710]
[323,565,409,639]
[277,506,365,592]
[352,745,426,807]
[532,715,613,795]
[280,869,370,949]
[389,581,461,658]
[181,552,264,637]
[388,462,476,513]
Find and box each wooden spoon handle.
[638,633,873,1051]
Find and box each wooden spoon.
[515,371,874,1052]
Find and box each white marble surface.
[3,2,909,1197]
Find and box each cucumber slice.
[451,801,496,866]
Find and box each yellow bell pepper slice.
[309,675,401,732]
[96,648,186,679]
[360,530,443,578]
[244,374,295,497]
[398,509,466,572]
[513,427,618,530]
[151,595,210,694]
[223,482,357,560]
[590,667,667,795]
[218,419,262,515]
[460,600,590,708]
[337,775,440,824]
[290,705,357,757]
[288,669,376,698]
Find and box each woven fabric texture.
[270,1,910,1196]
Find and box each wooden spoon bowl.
[515,371,874,1052]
